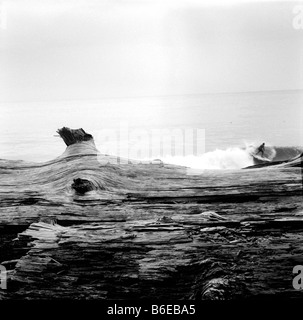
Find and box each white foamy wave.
[141,144,283,170]
[159,147,254,170]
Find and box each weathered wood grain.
[0,127,302,300]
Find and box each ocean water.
[0,90,302,169]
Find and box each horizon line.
[0,88,302,104]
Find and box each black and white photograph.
[0,0,303,316]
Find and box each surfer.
[256,143,265,157]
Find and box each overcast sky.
[0,0,302,102]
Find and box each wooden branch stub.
[57,127,93,146]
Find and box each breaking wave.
[159,144,303,170]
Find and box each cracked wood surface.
[0,127,303,300]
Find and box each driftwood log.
[0,127,303,300]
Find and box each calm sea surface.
[0,90,302,168]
